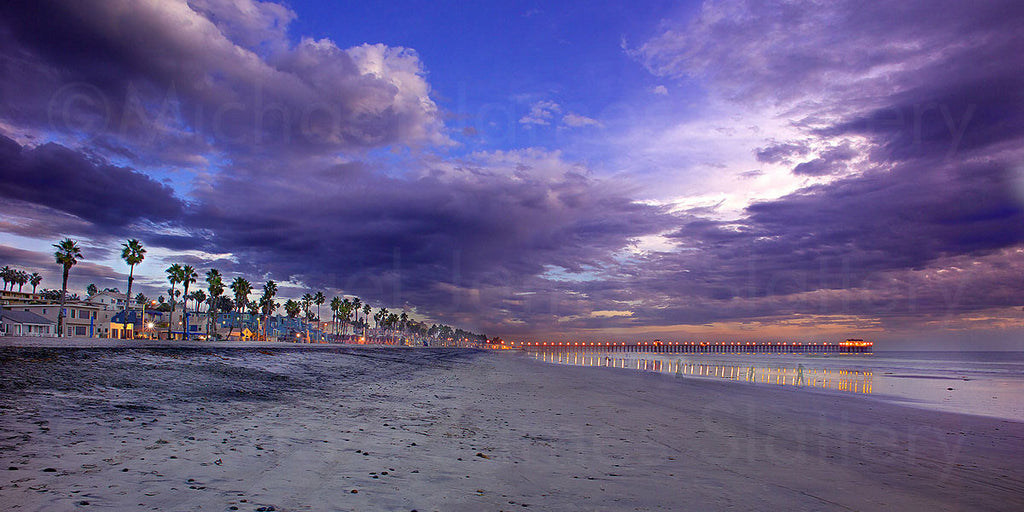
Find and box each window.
[74,326,88,336]
[70,309,76,319]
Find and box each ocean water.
[527,350,1024,422]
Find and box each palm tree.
[314,291,325,336]
[285,299,300,319]
[0,266,10,291]
[301,293,313,340]
[180,265,198,339]
[29,272,42,294]
[165,264,183,339]
[53,238,82,337]
[352,297,362,327]
[119,240,145,336]
[338,298,350,335]
[206,269,224,339]
[228,277,252,339]
[387,313,399,343]
[192,290,206,313]
[330,297,341,336]
[14,270,28,292]
[362,303,371,338]
[260,280,277,338]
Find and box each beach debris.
[350,489,358,494]
[475,452,490,459]
[42,467,57,472]
[256,507,276,511]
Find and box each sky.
[1,0,1023,349]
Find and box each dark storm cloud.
[180,158,675,328]
[0,135,184,229]
[0,0,445,163]
[663,158,1024,296]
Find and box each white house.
[0,309,56,337]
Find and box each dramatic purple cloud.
[0,135,184,228]
[0,0,445,164]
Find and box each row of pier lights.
[517,339,873,354]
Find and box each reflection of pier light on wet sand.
[529,350,873,395]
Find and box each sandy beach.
[1,339,1022,511]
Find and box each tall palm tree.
[362,303,371,338]
[14,270,28,292]
[165,263,184,339]
[330,297,341,336]
[314,291,325,336]
[191,290,206,313]
[29,272,42,294]
[228,277,252,339]
[339,298,351,335]
[352,297,362,328]
[260,280,277,338]
[180,265,198,339]
[387,313,399,343]
[120,239,146,334]
[0,266,10,291]
[53,238,82,337]
[206,269,224,338]
[301,293,313,340]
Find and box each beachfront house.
[4,303,112,338]
[0,308,56,337]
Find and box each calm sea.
[527,350,1024,422]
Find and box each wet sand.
[1,339,1022,511]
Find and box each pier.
[520,339,873,354]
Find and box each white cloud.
[652,85,668,95]
[562,112,600,128]
[519,100,561,125]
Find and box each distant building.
[0,309,55,337]
[0,289,42,305]
[86,291,134,311]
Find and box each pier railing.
[519,341,872,354]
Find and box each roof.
[1,309,55,325]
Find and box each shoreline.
[1,342,1022,510]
